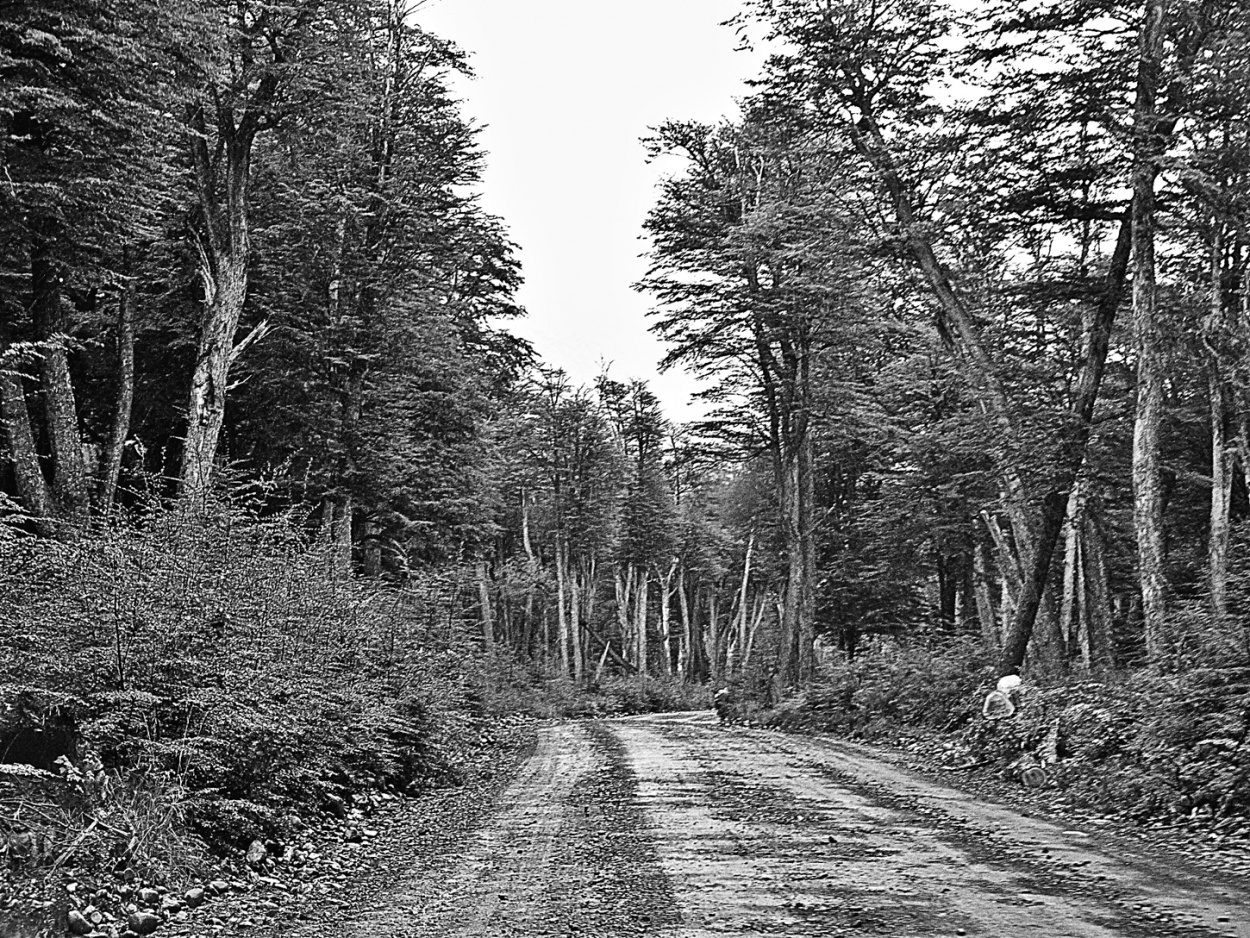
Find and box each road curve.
[298,711,1250,937]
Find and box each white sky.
[415,0,763,421]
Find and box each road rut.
[293,712,1250,937]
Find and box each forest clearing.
[4,0,1250,935]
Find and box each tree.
[743,0,1231,674]
[180,0,355,500]
[1,0,182,530]
[642,110,887,686]
[1129,0,1171,657]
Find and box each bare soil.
[276,711,1250,937]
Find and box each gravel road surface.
[287,711,1250,937]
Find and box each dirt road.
[291,712,1250,937]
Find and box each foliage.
[756,641,990,736]
[754,637,1250,827]
[0,498,486,858]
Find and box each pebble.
[67,909,93,935]
[245,840,268,866]
[127,910,161,935]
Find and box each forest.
[3,0,1250,926]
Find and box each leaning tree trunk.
[1130,0,1170,660]
[0,371,51,525]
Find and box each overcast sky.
[416,0,763,420]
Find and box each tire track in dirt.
[774,728,1250,936]
[289,721,680,937]
[609,711,1250,938]
[282,712,1250,937]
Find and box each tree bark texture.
[555,537,570,675]
[30,228,88,524]
[1130,0,1170,660]
[476,560,495,655]
[635,568,650,685]
[1206,225,1231,618]
[0,371,50,524]
[180,42,284,500]
[96,259,136,512]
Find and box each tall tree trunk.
[181,98,271,500]
[542,607,550,670]
[615,566,633,665]
[328,358,360,574]
[635,567,649,686]
[1059,487,1082,658]
[521,490,536,560]
[581,559,598,680]
[361,517,382,576]
[570,564,583,685]
[1073,532,1091,669]
[0,371,51,525]
[1209,375,1232,618]
[658,559,678,677]
[795,423,816,683]
[744,595,768,670]
[1130,0,1170,660]
[1082,511,1115,670]
[30,227,88,524]
[322,494,353,577]
[848,100,1034,547]
[937,553,958,626]
[676,568,692,679]
[972,542,1000,650]
[555,536,570,676]
[476,559,495,657]
[780,456,803,684]
[735,532,755,673]
[96,256,136,512]
[1207,226,1231,618]
[706,588,721,682]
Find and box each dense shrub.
[0,499,486,865]
[752,637,1250,827]
[471,655,711,719]
[761,641,991,737]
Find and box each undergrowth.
[0,497,488,888]
[478,653,712,719]
[743,637,1250,828]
